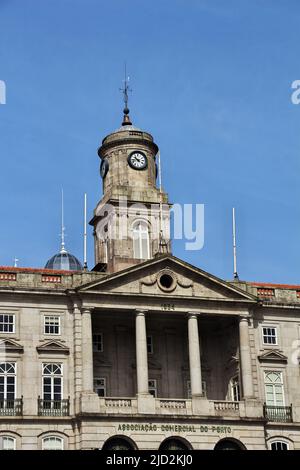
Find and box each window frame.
[0,435,16,450]
[42,363,63,402]
[230,376,241,402]
[264,370,285,406]
[0,362,16,401]
[262,325,278,346]
[132,220,150,260]
[42,435,64,450]
[0,314,15,334]
[148,379,157,397]
[92,333,103,353]
[94,377,106,397]
[44,315,61,336]
[269,440,289,450]
[147,335,153,355]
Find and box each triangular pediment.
[258,350,288,363]
[78,255,257,303]
[0,339,24,353]
[36,340,69,355]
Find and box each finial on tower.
[60,189,67,254]
[120,63,132,126]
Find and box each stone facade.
[0,114,299,450]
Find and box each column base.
[137,393,156,414]
[81,392,101,413]
[244,398,264,418]
[191,396,210,415]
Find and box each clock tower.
[90,95,171,273]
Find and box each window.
[93,333,103,352]
[148,379,157,397]
[44,316,60,335]
[94,378,106,397]
[43,364,62,402]
[270,440,289,450]
[147,336,153,354]
[265,371,284,406]
[0,363,16,402]
[187,380,206,398]
[230,376,241,402]
[262,326,277,345]
[42,436,64,450]
[133,221,150,260]
[0,315,15,333]
[0,436,16,450]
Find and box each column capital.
[81,307,93,315]
[135,309,148,317]
[187,312,201,320]
[239,315,250,323]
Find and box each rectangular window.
[230,376,241,402]
[94,378,106,397]
[93,334,103,352]
[262,326,277,345]
[44,316,60,335]
[148,379,157,397]
[147,336,153,354]
[0,314,15,333]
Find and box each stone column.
[135,310,149,396]
[188,314,203,396]
[239,316,254,398]
[81,308,94,392]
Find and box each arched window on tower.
[132,221,150,260]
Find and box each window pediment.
[36,341,69,355]
[0,339,23,354]
[258,350,287,363]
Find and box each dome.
[45,251,83,271]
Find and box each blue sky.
[0,0,299,283]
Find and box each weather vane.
[120,63,132,125]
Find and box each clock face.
[128,151,148,170]
[100,159,109,179]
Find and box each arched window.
[264,371,284,406]
[102,436,137,451]
[0,363,16,402]
[132,221,150,260]
[159,437,192,451]
[0,436,16,450]
[269,440,289,450]
[214,438,246,450]
[42,436,64,450]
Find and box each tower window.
[132,221,150,260]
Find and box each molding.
[36,340,70,355]
[0,339,24,354]
[258,350,288,363]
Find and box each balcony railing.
[38,397,70,416]
[0,398,23,416]
[263,404,293,423]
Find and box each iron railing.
[38,397,70,416]
[263,404,293,423]
[0,397,23,416]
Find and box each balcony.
[0,398,23,416]
[263,404,293,423]
[38,397,70,417]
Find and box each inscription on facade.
[118,423,232,434]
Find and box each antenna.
[14,257,19,268]
[60,189,67,254]
[120,62,132,125]
[232,207,239,280]
[83,193,88,270]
